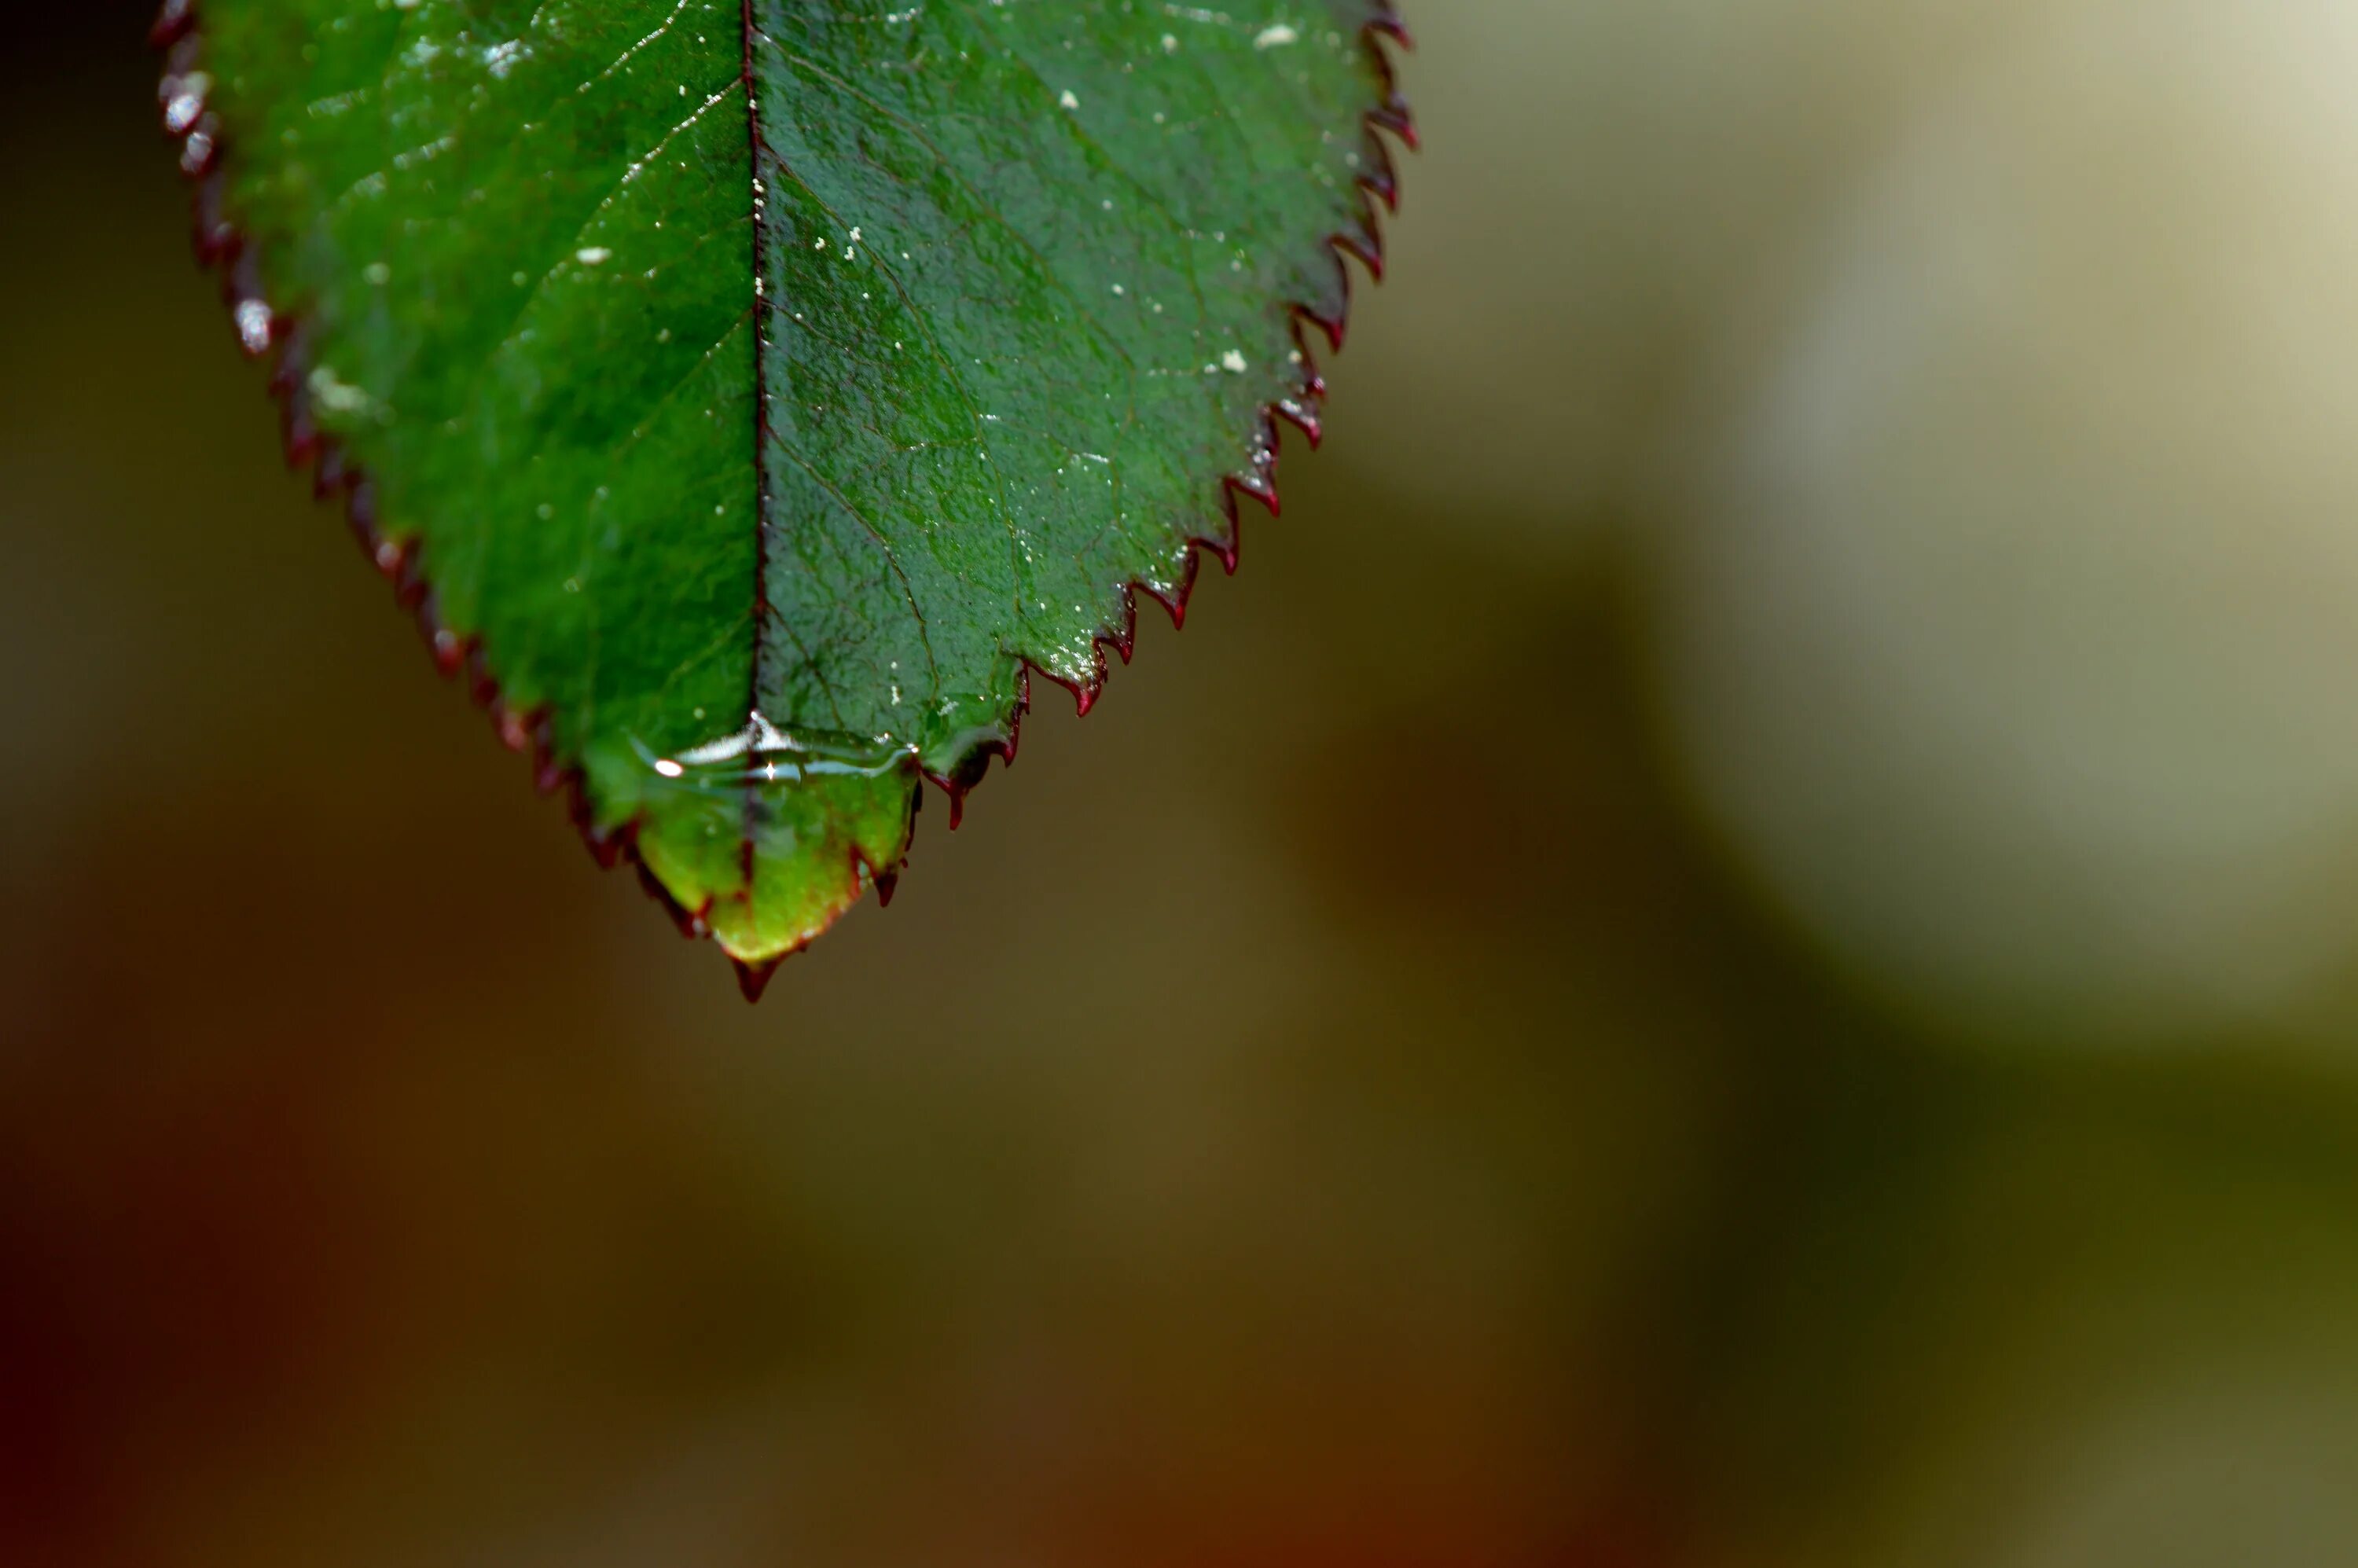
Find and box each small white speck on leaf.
[234,299,274,354]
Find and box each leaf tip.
[733,957,784,1004]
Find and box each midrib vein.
[738,0,773,894]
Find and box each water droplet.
[234,299,274,354]
[162,72,211,134]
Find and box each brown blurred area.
[9,2,2358,1564]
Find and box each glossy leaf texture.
[156,0,1409,991]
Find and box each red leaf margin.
[151,0,1414,1000]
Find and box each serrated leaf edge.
[153,0,1413,995]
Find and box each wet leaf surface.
[158,0,1407,983]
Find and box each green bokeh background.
[8,3,2358,1564]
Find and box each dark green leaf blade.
[160,0,1406,975]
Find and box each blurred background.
[9,1,2358,1562]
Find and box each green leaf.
[156,0,1409,988]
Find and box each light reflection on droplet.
[234,299,274,355]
